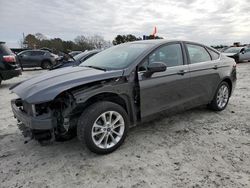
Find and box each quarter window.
[148,43,183,67]
[187,44,211,64]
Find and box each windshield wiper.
[84,66,106,71]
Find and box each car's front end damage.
[11,91,77,143]
[10,66,128,144]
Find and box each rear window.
[0,43,13,55]
[207,48,220,60]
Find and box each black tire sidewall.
[77,101,129,154]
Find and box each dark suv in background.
[0,42,21,85]
[17,50,58,69]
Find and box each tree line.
[21,33,112,53]
[20,33,164,53]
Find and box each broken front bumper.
[11,99,56,131]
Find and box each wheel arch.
[41,59,52,67]
[222,77,233,96]
[72,92,136,126]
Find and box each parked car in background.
[17,50,58,69]
[51,50,100,70]
[0,42,21,85]
[222,47,250,63]
[69,51,82,57]
[10,40,236,154]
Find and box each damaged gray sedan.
[10,40,237,154]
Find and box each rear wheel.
[41,61,52,69]
[77,101,129,154]
[209,81,230,111]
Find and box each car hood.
[222,52,238,57]
[10,66,124,103]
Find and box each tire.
[41,61,52,69]
[77,101,129,154]
[0,77,2,85]
[209,81,230,111]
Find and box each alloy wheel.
[91,111,125,149]
[216,84,229,109]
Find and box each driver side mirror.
[143,62,167,78]
[147,62,167,73]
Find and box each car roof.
[227,46,244,49]
[17,49,48,55]
[129,39,208,47]
[21,49,47,53]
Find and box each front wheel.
[77,101,129,154]
[209,81,230,111]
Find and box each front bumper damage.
[11,99,57,141]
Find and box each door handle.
[213,65,218,70]
[177,70,187,75]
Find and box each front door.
[19,51,32,67]
[138,43,191,118]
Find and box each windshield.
[79,43,152,70]
[73,51,89,61]
[224,47,242,53]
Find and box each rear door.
[185,43,221,106]
[138,42,192,118]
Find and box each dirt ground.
[0,64,250,188]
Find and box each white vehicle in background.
[222,47,250,63]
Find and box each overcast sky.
[1,0,250,47]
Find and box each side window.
[31,51,44,56]
[22,51,31,56]
[149,43,183,67]
[245,48,250,53]
[207,48,220,60]
[187,44,211,64]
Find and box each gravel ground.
[0,64,250,188]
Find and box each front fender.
[71,77,137,125]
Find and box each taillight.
[3,55,16,63]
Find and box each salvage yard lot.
[0,64,250,188]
